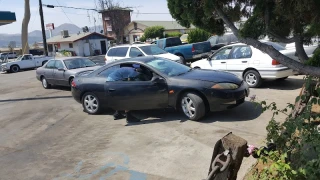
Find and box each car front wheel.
[41,77,51,89]
[244,70,262,88]
[180,92,206,121]
[82,92,101,115]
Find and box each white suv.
[105,44,181,64]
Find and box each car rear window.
[108,47,129,57]
[107,48,117,56]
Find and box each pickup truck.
[154,37,211,64]
[1,54,52,73]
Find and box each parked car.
[190,42,299,88]
[36,57,100,89]
[105,44,181,63]
[154,37,212,64]
[207,33,239,52]
[71,57,250,121]
[29,49,44,56]
[1,54,52,73]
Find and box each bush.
[139,35,146,42]
[306,47,320,67]
[187,28,211,43]
[165,32,182,38]
[143,26,165,39]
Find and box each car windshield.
[262,41,286,51]
[139,45,167,55]
[64,58,96,69]
[146,58,191,77]
[15,55,23,61]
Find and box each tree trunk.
[22,0,30,54]
[295,38,309,63]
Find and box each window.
[211,47,232,60]
[114,47,129,57]
[230,46,252,59]
[217,35,229,44]
[139,45,167,55]
[208,36,218,46]
[55,60,65,69]
[22,55,32,60]
[107,48,117,56]
[129,47,144,57]
[166,38,182,47]
[146,58,190,77]
[99,65,121,78]
[64,58,96,69]
[157,40,164,48]
[45,60,56,69]
[69,43,73,48]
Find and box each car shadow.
[124,101,262,126]
[0,95,72,103]
[258,77,304,90]
[51,86,72,91]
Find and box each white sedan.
[190,42,299,88]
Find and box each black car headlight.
[211,83,239,90]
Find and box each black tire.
[178,55,186,65]
[276,76,288,81]
[244,70,262,88]
[41,76,51,89]
[180,92,206,121]
[69,77,74,86]
[10,65,20,73]
[82,92,101,115]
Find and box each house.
[124,21,196,44]
[0,11,16,26]
[46,31,113,56]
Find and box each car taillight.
[105,57,107,61]
[192,46,195,53]
[272,59,280,65]
[71,81,76,87]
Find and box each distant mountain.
[0,23,100,48]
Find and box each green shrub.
[165,32,182,38]
[143,26,165,39]
[306,47,320,67]
[139,35,146,42]
[187,28,211,43]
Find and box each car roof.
[105,56,158,66]
[109,44,155,49]
[53,56,89,61]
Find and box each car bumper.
[205,81,250,112]
[259,67,295,79]
[1,65,8,72]
[71,87,82,104]
[192,52,211,60]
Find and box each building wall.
[101,10,131,42]
[124,23,148,44]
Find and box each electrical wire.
[53,0,75,24]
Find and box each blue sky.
[0,0,173,34]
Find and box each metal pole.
[39,0,48,56]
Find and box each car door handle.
[108,88,116,92]
[242,61,248,63]
[221,62,226,64]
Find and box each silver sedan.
[36,57,101,89]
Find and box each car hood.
[153,53,181,61]
[68,66,101,74]
[178,69,243,85]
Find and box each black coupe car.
[71,57,250,121]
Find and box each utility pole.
[39,0,48,56]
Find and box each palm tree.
[21,0,30,54]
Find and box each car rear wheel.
[82,92,101,115]
[10,65,20,73]
[244,70,262,88]
[181,92,206,121]
[41,77,51,89]
[178,55,186,65]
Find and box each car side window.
[230,46,252,59]
[129,47,144,57]
[107,48,117,56]
[98,65,121,78]
[211,47,233,60]
[45,60,56,69]
[55,60,64,69]
[217,35,229,44]
[114,47,129,57]
[22,55,32,60]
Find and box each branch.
[214,6,320,77]
[267,31,297,43]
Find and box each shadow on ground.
[258,77,304,90]
[124,101,262,126]
[0,95,72,103]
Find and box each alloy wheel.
[42,78,48,88]
[181,97,196,118]
[245,73,257,86]
[84,95,99,113]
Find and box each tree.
[139,35,146,42]
[21,0,30,54]
[165,32,182,38]
[143,26,165,39]
[167,0,320,77]
[187,28,211,43]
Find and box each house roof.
[131,21,196,30]
[46,32,113,44]
[0,11,16,26]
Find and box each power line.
[54,0,74,24]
